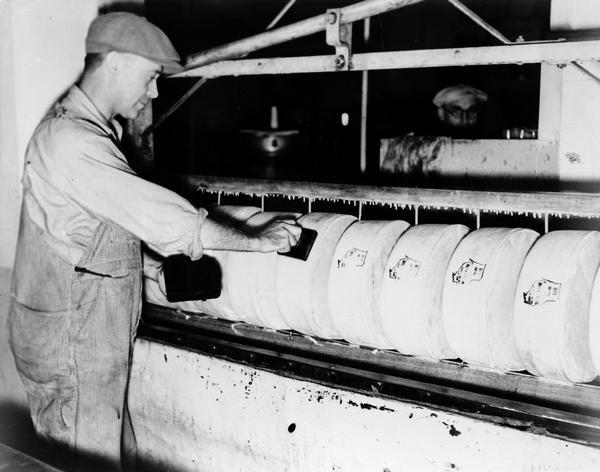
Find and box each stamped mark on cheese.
[523,278,561,306]
[388,255,420,279]
[337,248,368,269]
[451,258,486,284]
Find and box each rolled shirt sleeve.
[26,117,207,261]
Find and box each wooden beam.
[177,174,600,219]
[176,40,600,78]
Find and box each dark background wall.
[146,0,550,184]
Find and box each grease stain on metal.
[300,387,343,405]
[347,399,395,412]
[566,152,582,164]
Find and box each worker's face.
[114,53,161,119]
[437,104,481,129]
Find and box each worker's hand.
[253,218,302,253]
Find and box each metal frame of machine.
[138,0,600,449]
[141,175,600,447]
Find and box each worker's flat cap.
[86,12,183,75]
[433,84,488,109]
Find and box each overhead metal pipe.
[445,0,512,44]
[185,0,427,69]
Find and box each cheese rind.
[514,230,600,382]
[276,213,357,337]
[380,224,469,360]
[186,206,262,320]
[443,227,539,371]
[328,219,411,347]
[228,211,301,329]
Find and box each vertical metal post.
[360,18,370,175]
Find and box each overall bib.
[8,205,142,470]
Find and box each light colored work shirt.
[22,85,207,265]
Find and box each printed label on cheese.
[337,248,368,269]
[388,255,421,280]
[523,278,561,306]
[451,258,486,284]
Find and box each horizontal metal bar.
[177,174,600,218]
[185,0,426,68]
[175,39,600,78]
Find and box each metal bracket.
[325,8,353,71]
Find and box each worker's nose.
[147,78,159,99]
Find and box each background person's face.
[437,104,481,129]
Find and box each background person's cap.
[86,12,183,75]
[432,84,488,110]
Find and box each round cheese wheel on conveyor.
[328,219,410,347]
[227,211,301,329]
[200,206,262,320]
[143,205,262,320]
[380,224,469,360]
[588,267,600,378]
[514,230,600,383]
[275,212,357,337]
[442,227,539,371]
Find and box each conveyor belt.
[140,303,600,447]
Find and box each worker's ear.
[436,106,445,122]
[104,51,124,74]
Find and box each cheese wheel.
[514,230,600,382]
[380,224,469,360]
[328,219,410,347]
[276,213,357,337]
[142,206,262,320]
[201,206,262,320]
[443,227,539,371]
[227,211,301,329]
[589,267,600,378]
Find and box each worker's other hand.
[253,218,302,253]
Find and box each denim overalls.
[8,204,142,470]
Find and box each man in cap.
[8,11,301,471]
[432,84,488,138]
